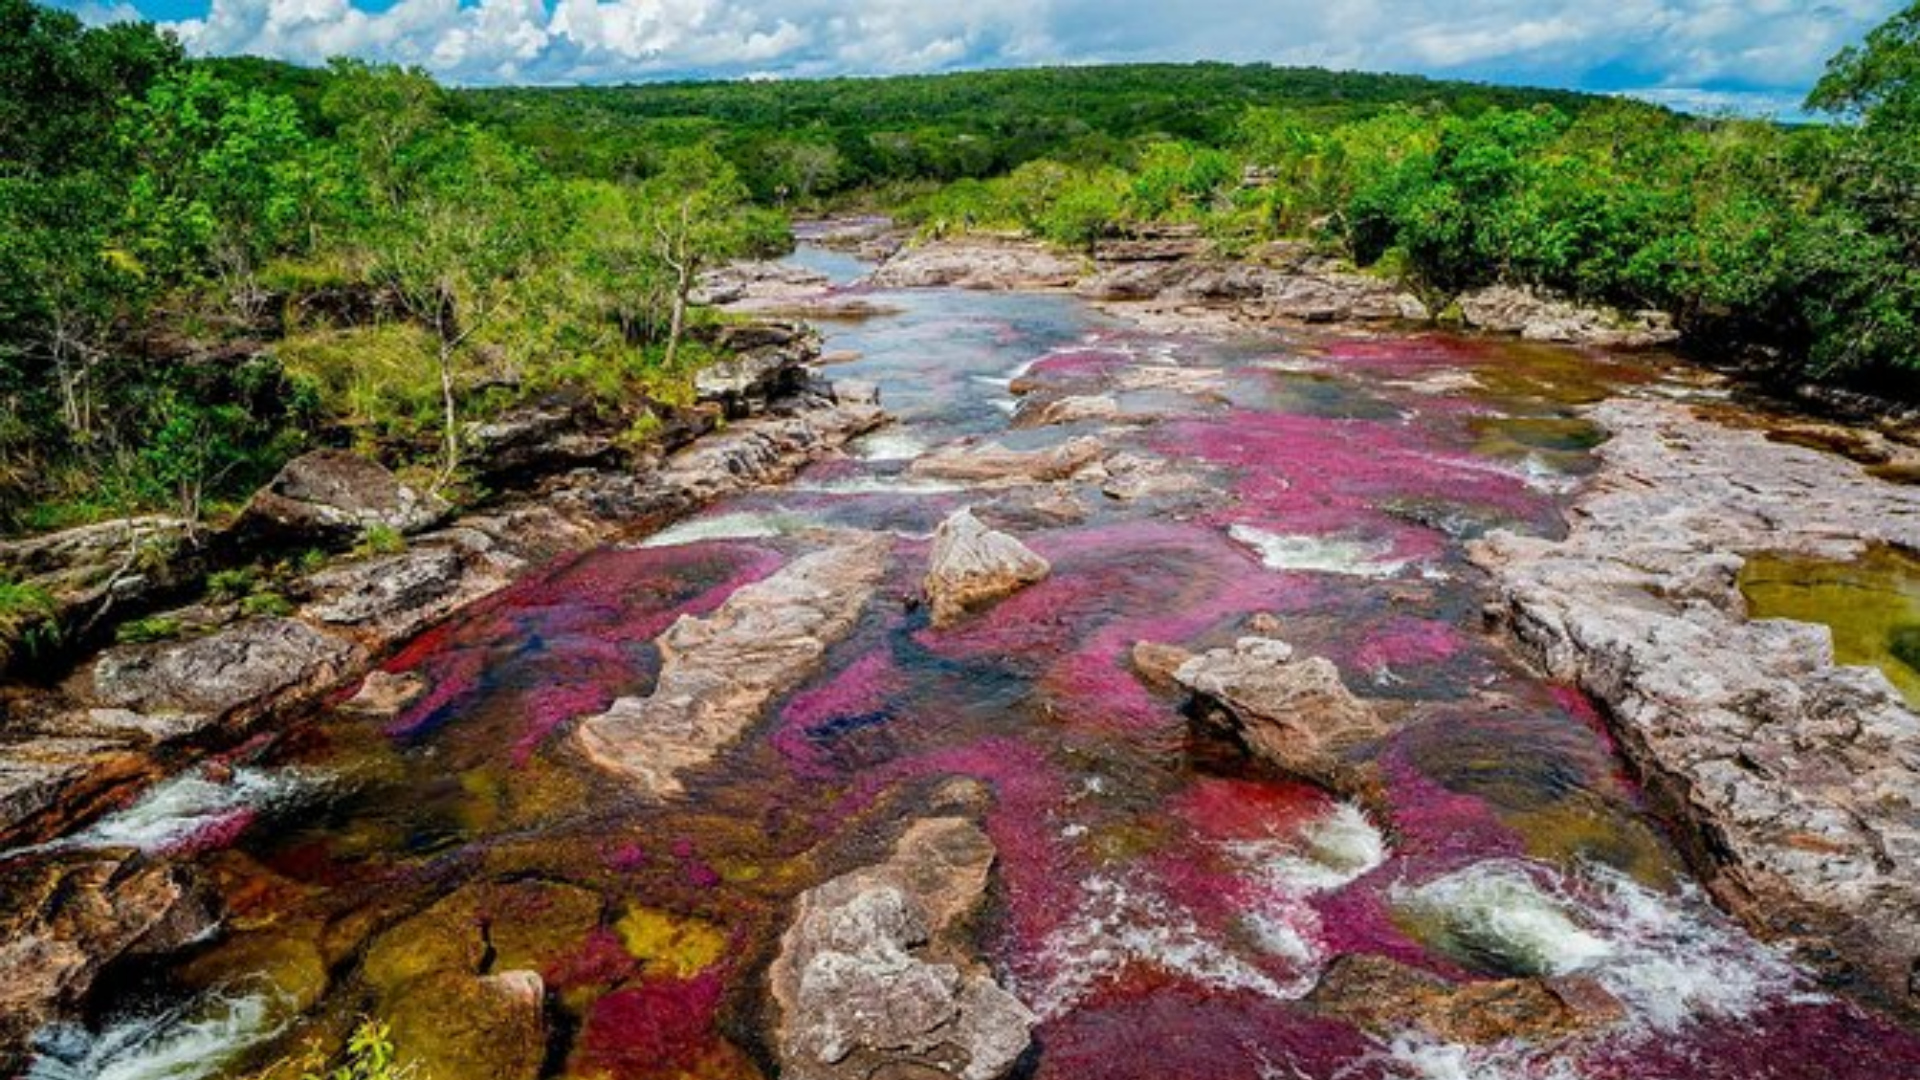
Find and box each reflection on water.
[26,248,1920,1080]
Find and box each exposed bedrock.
[575,532,891,798]
[769,816,1036,1080]
[1471,396,1920,1012]
[923,508,1051,628]
[869,237,1085,291]
[1173,636,1390,798]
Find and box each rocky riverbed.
[3,234,1919,1080]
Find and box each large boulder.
[770,817,1035,1080]
[238,450,447,546]
[1471,397,1920,1012]
[909,436,1106,486]
[924,509,1050,628]
[0,856,218,1067]
[1174,637,1387,795]
[87,616,360,722]
[1457,284,1678,348]
[575,533,891,798]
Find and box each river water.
[28,246,1920,1080]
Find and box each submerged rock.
[924,509,1051,628]
[1307,953,1622,1044]
[1129,641,1195,692]
[576,533,891,798]
[338,670,426,719]
[237,450,448,545]
[388,969,548,1080]
[1174,637,1387,794]
[1472,397,1920,1011]
[769,817,1035,1080]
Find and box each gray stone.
[924,509,1050,628]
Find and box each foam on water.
[790,475,972,496]
[56,767,315,854]
[1377,1035,1582,1080]
[1228,525,1408,578]
[852,431,928,462]
[1023,872,1308,1018]
[1227,802,1389,895]
[27,991,285,1080]
[1397,860,1806,1032]
[640,510,805,547]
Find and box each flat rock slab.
[924,508,1050,628]
[575,533,891,798]
[908,436,1106,485]
[1472,396,1920,1010]
[86,617,361,719]
[770,817,1035,1080]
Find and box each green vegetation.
[116,614,183,644]
[0,0,781,533]
[353,524,407,558]
[3,2,1916,541]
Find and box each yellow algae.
[1739,545,1920,708]
[616,906,728,978]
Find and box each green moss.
[117,615,183,644]
[241,591,296,617]
[1739,545,1920,707]
[353,525,407,559]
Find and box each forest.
[2,0,1917,539]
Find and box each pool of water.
[1740,544,1920,707]
[18,249,1920,1080]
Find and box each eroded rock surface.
[770,817,1035,1080]
[576,533,891,797]
[908,436,1106,485]
[0,857,218,1067]
[872,238,1084,291]
[87,617,360,721]
[237,450,448,545]
[1472,396,1920,1008]
[1457,285,1677,349]
[1174,636,1388,794]
[924,509,1050,628]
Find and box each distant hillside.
[451,62,1620,193]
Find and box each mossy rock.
[614,906,728,979]
[362,879,605,993]
[388,969,547,1080]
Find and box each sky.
[54,0,1905,116]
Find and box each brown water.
[15,246,1920,1080]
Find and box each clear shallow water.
[20,250,1920,1080]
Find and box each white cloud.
[136,0,1905,108]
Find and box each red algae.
[571,971,758,1080]
[1032,986,1382,1080]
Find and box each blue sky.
[56,0,1903,115]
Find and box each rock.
[1129,641,1195,692]
[0,737,151,846]
[924,509,1050,628]
[0,516,200,675]
[1308,954,1621,1044]
[464,395,617,479]
[770,817,1035,1080]
[576,534,891,798]
[1097,452,1207,501]
[0,857,218,1063]
[388,969,548,1080]
[1012,394,1147,429]
[1175,637,1388,794]
[238,450,448,545]
[909,436,1106,485]
[695,324,814,415]
[87,616,360,720]
[339,670,426,719]
[871,238,1084,291]
[1471,397,1920,1011]
[300,536,518,645]
[1457,285,1678,348]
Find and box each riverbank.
[0,327,884,1066]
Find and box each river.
[28,245,1920,1080]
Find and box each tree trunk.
[436,337,459,489]
[665,259,691,370]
